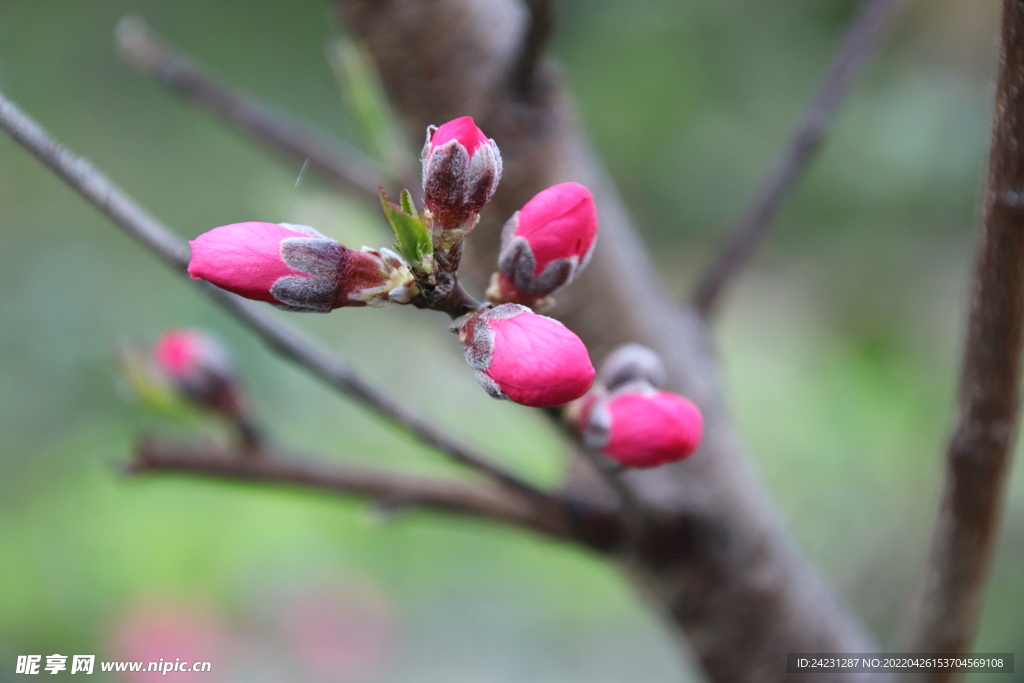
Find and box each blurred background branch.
[116,16,384,201]
[510,0,557,100]
[691,0,910,317]
[129,439,574,537]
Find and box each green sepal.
[380,188,432,266]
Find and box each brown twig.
[115,16,383,202]
[900,0,1024,673]
[130,439,573,537]
[0,88,556,510]
[691,0,909,317]
[511,0,556,99]
[575,446,647,545]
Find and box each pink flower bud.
[461,303,595,408]
[492,182,598,305]
[154,328,232,384]
[151,328,263,449]
[188,222,413,312]
[579,382,703,468]
[421,116,503,229]
[152,327,239,414]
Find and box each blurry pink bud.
[461,303,595,408]
[188,222,413,312]
[151,327,262,449]
[108,600,227,683]
[282,581,397,682]
[154,327,233,400]
[421,116,503,229]
[149,325,249,421]
[579,381,703,468]
[492,182,598,305]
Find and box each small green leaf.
[380,188,432,265]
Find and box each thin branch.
[130,439,573,538]
[510,0,556,98]
[0,88,557,511]
[900,0,1024,672]
[115,16,383,202]
[691,0,908,317]
[544,404,646,543]
[575,446,647,544]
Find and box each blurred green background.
[0,0,1020,681]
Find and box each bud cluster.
[184,116,702,455]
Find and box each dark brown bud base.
[407,243,484,320]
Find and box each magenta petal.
[604,391,703,468]
[516,182,598,273]
[485,310,595,408]
[430,116,490,155]
[188,222,308,303]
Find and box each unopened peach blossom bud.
[188,222,413,311]
[460,303,595,408]
[421,116,502,230]
[491,182,598,306]
[579,381,703,468]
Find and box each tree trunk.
[334,1,880,680]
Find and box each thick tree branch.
[115,16,383,202]
[691,0,909,317]
[335,1,881,680]
[900,0,1024,673]
[129,439,573,537]
[0,88,557,511]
